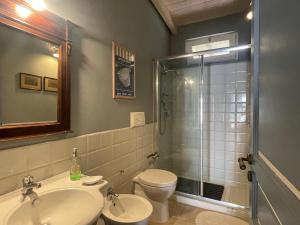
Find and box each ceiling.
[152,0,251,34]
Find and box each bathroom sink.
[6,188,101,225]
[0,173,107,225]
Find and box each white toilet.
[133,169,177,223]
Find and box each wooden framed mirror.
[0,0,71,140]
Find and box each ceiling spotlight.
[16,5,32,19]
[246,11,253,20]
[26,0,47,11]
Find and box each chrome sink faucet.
[107,187,119,206]
[20,175,41,204]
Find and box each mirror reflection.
[0,24,59,126]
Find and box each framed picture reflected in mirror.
[44,77,58,92]
[19,73,42,91]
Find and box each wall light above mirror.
[25,0,47,11]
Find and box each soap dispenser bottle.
[70,148,81,181]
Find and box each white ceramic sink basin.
[0,173,107,225]
[6,189,100,225]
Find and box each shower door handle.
[238,154,253,170]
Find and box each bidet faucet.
[20,175,41,204]
[107,187,119,205]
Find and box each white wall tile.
[87,133,101,152]
[215,122,225,131]
[51,159,72,176]
[29,165,52,182]
[0,173,24,195]
[226,162,237,172]
[214,141,225,151]
[136,137,143,149]
[214,150,225,160]
[27,143,51,170]
[202,62,251,186]
[237,133,250,143]
[236,143,249,153]
[225,142,235,151]
[113,140,135,158]
[135,126,145,137]
[225,133,236,142]
[50,140,72,162]
[87,147,114,170]
[0,123,155,195]
[236,123,249,132]
[215,159,225,170]
[142,135,152,147]
[113,128,133,144]
[0,147,27,179]
[65,136,87,154]
[226,151,236,162]
[100,131,113,148]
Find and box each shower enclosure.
[155,45,251,208]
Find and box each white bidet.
[102,194,153,225]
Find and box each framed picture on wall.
[44,77,58,92]
[19,73,42,91]
[112,42,136,99]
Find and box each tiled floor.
[222,184,249,207]
[149,200,206,225]
[149,200,249,225]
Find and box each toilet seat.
[138,169,177,188]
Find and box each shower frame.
[154,44,251,209]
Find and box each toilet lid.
[138,169,177,187]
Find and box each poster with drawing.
[112,42,135,99]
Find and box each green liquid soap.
[70,172,81,181]
[70,148,81,181]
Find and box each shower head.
[160,64,178,75]
[165,69,177,73]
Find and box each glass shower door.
[156,45,251,208]
[156,57,205,196]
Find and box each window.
[185,32,238,62]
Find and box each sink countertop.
[0,172,107,201]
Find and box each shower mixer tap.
[147,152,160,159]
